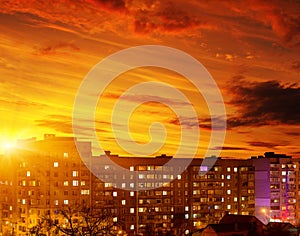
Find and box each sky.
[0,0,299,158]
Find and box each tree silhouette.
[30,204,118,236]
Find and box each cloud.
[227,77,300,127]
[291,61,300,71]
[87,0,126,11]
[211,146,251,151]
[35,115,73,134]
[132,1,202,35]
[168,116,226,131]
[34,42,80,56]
[247,141,280,149]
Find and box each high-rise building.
[0,135,299,236]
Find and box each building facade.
[0,135,299,236]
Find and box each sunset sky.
[0,0,300,158]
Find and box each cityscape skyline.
[1,134,300,236]
[0,1,300,159]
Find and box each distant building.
[0,135,299,236]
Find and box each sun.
[3,142,15,150]
[0,140,16,154]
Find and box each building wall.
[0,136,299,236]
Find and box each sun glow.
[0,139,17,154]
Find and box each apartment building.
[0,135,299,236]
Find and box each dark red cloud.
[227,77,300,127]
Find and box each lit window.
[54,162,59,168]
[73,180,78,186]
[185,214,189,219]
[130,208,135,213]
[214,205,220,210]
[222,198,224,202]
[227,167,231,172]
[139,207,144,213]
[113,191,117,197]
[122,200,126,205]
[227,175,231,180]
[130,183,134,188]
[130,225,134,230]
[64,200,69,205]
[234,167,238,172]
[113,217,117,222]
[81,181,85,186]
[72,171,78,177]
[81,190,90,195]
[227,205,231,210]
[63,152,68,158]
[227,190,231,194]
[282,164,286,168]
[185,206,189,211]
[139,174,145,179]
[282,178,286,183]
[104,165,110,170]
[121,183,126,188]
[177,175,182,180]
[163,191,167,196]
[200,166,208,172]
[130,191,134,197]
[54,200,59,206]
[130,166,134,171]
[64,181,68,186]
[22,199,26,205]
[26,171,30,177]
[282,171,286,176]
[234,197,238,202]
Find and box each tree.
[31,204,118,236]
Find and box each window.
[130,208,135,213]
[122,200,126,205]
[227,175,231,180]
[130,191,134,197]
[227,190,231,194]
[64,181,68,186]
[227,167,231,172]
[234,197,238,202]
[185,206,189,211]
[72,171,78,177]
[64,200,69,205]
[227,205,231,210]
[130,225,134,230]
[54,162,58,168]
[113,191,117,197]
[26,171,30,177]
[130,166,134,171]
[63,152,68,158]
[185,214,189,219]
[81,190,90,195]
[234,167,238,172]
[73,180,78,186]
[54,200,59,206]
[81,181,85,186]
[177,175,181,180]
